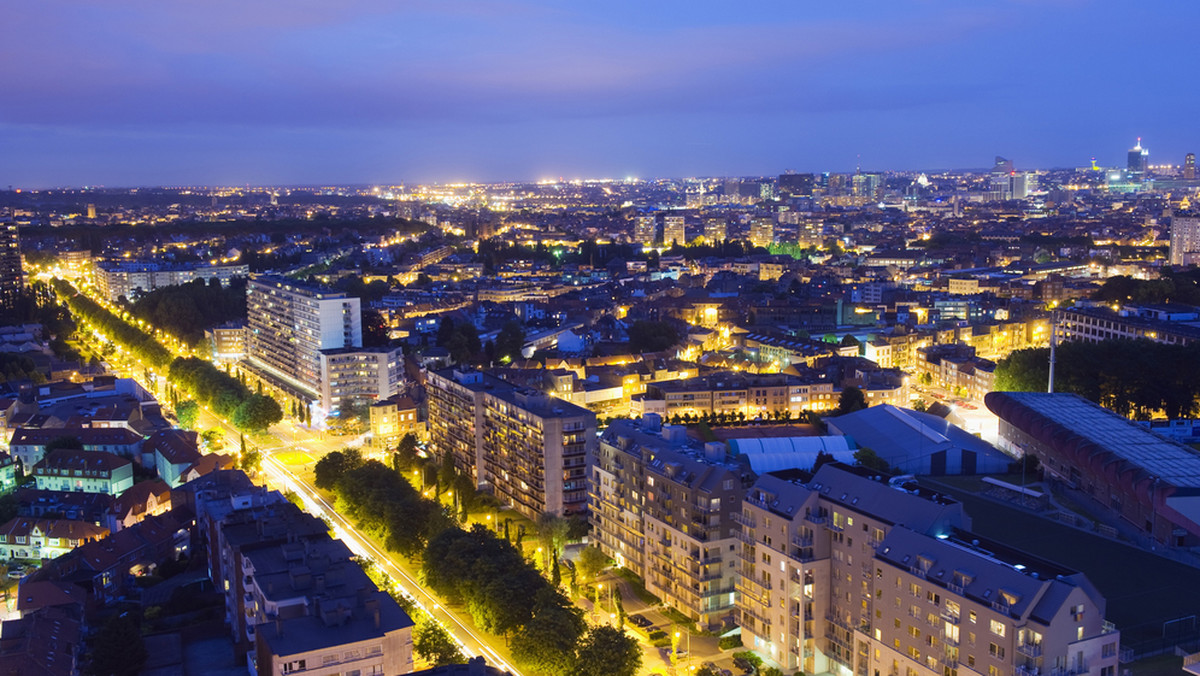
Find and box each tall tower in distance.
[1127,138,1149,175]
[1186,153,1196,180]
[633,214,657,248]
[661,214,686,247]
[0,221,23,310]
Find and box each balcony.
[804,513,827,527]
[791,533,813,548]
[946,581,965,595]
[825,521,844,533]
[940,609,960,624]
[1017,642,1044,658]
[732,512,757,528]
[735,529,757,546]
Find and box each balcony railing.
[732,512,757,528]
[940,609,960,624]
[791,533,813,548]
[1017,642,1043,658]
[804,513,827,526]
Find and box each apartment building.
[735,465,1120,676]
[589,417,753,628]
[1057,306,1200,347]
[246,539,414,676]
[94,260,248,301]
[638,372,836,419]
[915,344,995,402]
[206,321,246,361]
[0,517,109,561]
[32,449,134,496]
[318,345,404,415]
[369,395,425,448]
[245,275,362,407]
[428,368,597,518]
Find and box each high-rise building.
[634,214,658,247]
[427,368,596,518]
[86,203,97,219]
[778,172,815,197]
[245,275,362,407]
[1127,138,1149,175]
[736,464,1121,676]
[1170,215,1200,266]
[662,214,686,246]
[704,217,727,243]
[0,221,22,310]
[1186,153,1196,180]
[749,217,774,249]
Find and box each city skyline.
[4,1,1199,187]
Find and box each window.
[282,660,307,674]
[969,611,977,623]
[990,620,1006,637]
[1102,642,1117,658]
[989,643,1005,659]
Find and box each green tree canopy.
[573,625,642,676]
[833,386,868,417]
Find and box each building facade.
[427,368,596,518]
[245,275,362,408]
[589,417,750,628]
[318,346,404,415]
[32,450,134,496]
[735,465,1120,676]
[93,260,248,301]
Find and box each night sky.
[2,1,1195,187]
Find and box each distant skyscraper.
[662,214,686,246]
[749,217,774,249]
[1186,153,1196,180]
[633,215,657,247]
[704,217,726,243]
[1170,216,1200,266]
[86,204,97,219]
[777,172,815,197]
[0,222,22,310]
[1127,138,1149,175]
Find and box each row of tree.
[168,358,283,432]
[54,279,173,369]
[995,339,1200,418]
[315,449,641,676]
[127,277,247,347]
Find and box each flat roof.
[990,392,1200,488]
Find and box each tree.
[413,617,464,667]
[573,625,642,676]
[496,320,527,363]
[438,452,457,494]
[577,545,609,582]
[88,614,147,676]
[314,448,363,491]
[362,308,390,347]
[854,447,890,473]
[233,394,283,432]
[511,588,587,676]
[395,433,418,470]
[833,386,867,417]
[175,400,199,429]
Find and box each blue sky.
[2,0,1195,187]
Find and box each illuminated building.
[749,217,774,249]
[245,275,362,408]
[704,217,727,242]
[1170,215,1200,266]
[634,214,657,247]
[1186,153,1196,181]
[0,221,21,310]
[662,214,686,246]
[1127,138,1149,176]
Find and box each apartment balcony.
[743,575,773,592]
[791,533,813,548]
[732,512,757,528]
[825,521,843,533]
[735,529,757,545]
[1017,642,1044,658]
[804,513,827,527]
[1182,651,1200,676]
[940,609,960,624]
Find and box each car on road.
[628,614,653,628]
